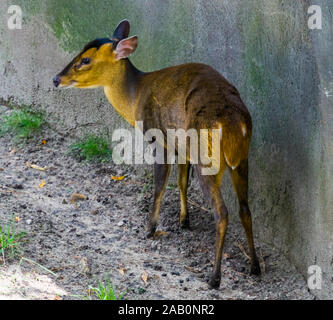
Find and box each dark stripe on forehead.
[82,38,114,53]
[58,58,76,76]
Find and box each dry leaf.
[184,265,202,274]
[55,296,62,301]
[197,244,209,253]
[0,168,3,172]
[31,164,47,171]
[41,140,47,145]
[237,240,250,261]
[79,257,91,275]
[9,148,16,155]
[141,271,149,283]
[223,253,230,259]
[26,162,47,171]
[153,230,167,239]
[111,175,125,181]
[49,266,66,272]
[39,180,46,189]
[118,268,128,276]
[70,193,87,204]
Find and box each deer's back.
[135,63,251,133]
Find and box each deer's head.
[53,20,138,89]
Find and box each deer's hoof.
[250,260,261,276]
[146,225,157,239]
[208,276,221,290]
[180,219,191,230]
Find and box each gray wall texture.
[0,0,332,298]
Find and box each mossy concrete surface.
[0,0,332,298]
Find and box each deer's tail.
[219,117,251,170]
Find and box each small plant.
[69,134,112,162]
[137,287,146,295]
[83,278,126,300]
[0,217,26,265]
[167,183,178,190]
[141,169,153,194]
[0,107,44,142]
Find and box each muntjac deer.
[53,20,261,288]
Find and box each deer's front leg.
[146,162,171,238]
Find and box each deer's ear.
[115,36,138,60]
[112,20,130,41]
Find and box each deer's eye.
[81,58,91,65]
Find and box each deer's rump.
[139,63,252,170]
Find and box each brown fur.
[54,20,261,288]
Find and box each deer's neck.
[104,59,144,127]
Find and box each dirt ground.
[0,106,314,300]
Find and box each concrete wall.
[0,0,332,298]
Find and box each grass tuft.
[0,107,44,142]
[69,134,112,162]
[81,278,126,300]
[0,216,26,265]
[141,170,153,194]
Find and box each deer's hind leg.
[196,165,228,289]
[229,159,261,275]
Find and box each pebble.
[118,220,126,227]
[153,265,163,271]
[150,241,158,251]
[190,261,199,267]
[26,219,32,225]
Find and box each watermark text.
[8,5,22,30]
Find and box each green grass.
[166,183,178,190]
[0,217,26,265]
[0,107,44,142]
[141,170,153,194]
[69,134,112,162]
[83,279,126,300]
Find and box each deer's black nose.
[53,76,61,87]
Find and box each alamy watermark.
[5,4,323,31]
[7,5,22,30]
[112,121,222,176]
[308,265,322,290]
[308,5,322,30]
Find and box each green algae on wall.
[16,0,196,72]
[240,0,320,146]
[238,0,322,277]
[16,0,145,53]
